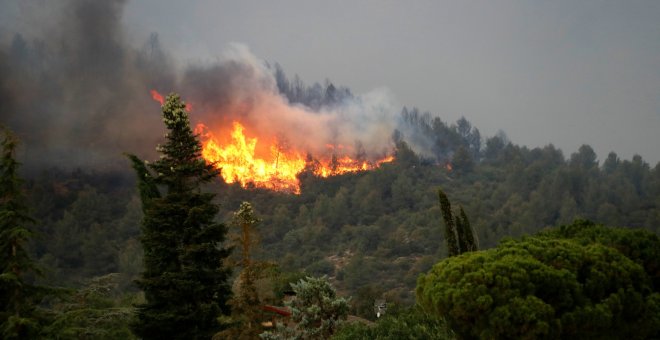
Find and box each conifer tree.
[454,208,469,253]
[0,128,43,339]
[458,206,477,252]
[438,188,477,257]
[215,201,272,339]
[127,94,231,339]
[438,189,459,257]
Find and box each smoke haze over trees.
[4,0,656,173]
[2,2,660,337]
[0,0,407,171]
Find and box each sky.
[122,0,660,164]
[1,0,659,165]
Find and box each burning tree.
[127,93,232,339]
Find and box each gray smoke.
[0,0,401,171]
[0,0,174,170]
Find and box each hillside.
[23,118,660,309]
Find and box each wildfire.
[151,90,192,111]
[196,122,393,193]
[150,90,165,105]
[150,90,394,193]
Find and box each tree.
[42,273,136,339]
[438,189,459,257]
[417,221,660,339]
[451,145,474,174]
[261,276,349,339]
[0,128,46,339]
[438,188,477,257]
[216,201,273,339]
[127,93,232,339]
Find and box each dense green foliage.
[0,129,46,338]
[128,94,232,339]
[42,274,137,339]
[416,221,660,339]
[3,86,659,336]
[438,188,477,257]
[16,112,660,311]
[261,276,350,339]
[333,307,454,340]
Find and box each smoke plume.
[0,0,400,171]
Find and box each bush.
[333,307,453,340]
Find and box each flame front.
[197,122,393,193]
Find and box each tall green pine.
[128,94,232,339]
[0,129,42,339]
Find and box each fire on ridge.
[196,121,394,193]
[151,90,394,193]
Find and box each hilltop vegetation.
[3,81,660,337]
[18,109,660,311]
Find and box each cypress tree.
[438,189,459,257]
[454,208,468,253]
[128,94,232,339]
[0,129,42,339]
[458,206,477,252]
[438,189,477,257]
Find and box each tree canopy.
[416,221,660,339]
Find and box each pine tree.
[127,94,232,339]
[0,128,42,339]
[215,201,272,339]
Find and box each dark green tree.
[417,222,660,339]
[451,145,474,174]
[458,206,477,252]
[438,188,476,257]
[42,273,136,339]
[0,129,46,339]
[438,189,459,257]
[127,93,232,339]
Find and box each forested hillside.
[21,104,660,308]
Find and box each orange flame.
[150,89,192,111]
[197,122,393,193]
[150,90,164,105]
[150,90,393,193]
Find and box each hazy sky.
[3,1,659,164]
[121,1,660,164]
